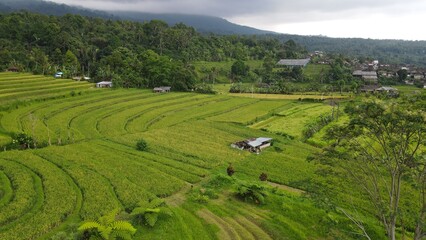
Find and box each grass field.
[0,73,392,239]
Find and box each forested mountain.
[273,34,426,67]
[1,0,426,67]
[0,0,271,35]
[0,11,291,91]
[0,0,115,18]
[111,11,273,35]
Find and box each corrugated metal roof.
[353,70,377,76]
[376,86,398,91]
[277,59,310,66]
[247,137,273,148]
[97,81,112,84]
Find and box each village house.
[375,86,399,97]
[277,58,311,68]
[231,137,273,153]
[353,70,378,84]
[153,86,171,93]
[96,81,113,88]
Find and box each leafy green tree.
[136,139,147,151]
[227,163,235,176]
[64,50,79,76]
[316,101,425,240]
[130,198,172,227]
[231,60,249,80]
[262,56,275,74]
[397,69,408,82]
[78,209,137,240]
[236,181,268,204]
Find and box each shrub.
[259,173,268,181]
[136,139,148,151]
[235,181,267,204]
[227,163,235,176]
[9,132,34,150]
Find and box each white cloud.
[48,0,426,40]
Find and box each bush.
[136,139,148,151]
[259,173,268,181]
[236,181,267,204]
[227,163,235,176]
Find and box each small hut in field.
[153,86,171,93]
[96,81,113,88]
[231,137,273,153]
[7,67,19,72]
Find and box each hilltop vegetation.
[1,0,426,67]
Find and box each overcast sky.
[49,0,426,40]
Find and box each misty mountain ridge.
[1,0,426,66]
[111,11,274,35]
[0,0,271,35]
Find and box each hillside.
[1,0,426,66]
[0,72,369,239]
[111,11,273,35]
[0,0,115,18]
[271,34,426,67]
[0,0,270,35]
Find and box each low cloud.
[48,0,426,40]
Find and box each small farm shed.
[54,72,63,78]
[376,86,399,97]
[7,67,19,72]
[96,81,113,88]
[231,137,273,153]
[277,58,310,68]
[153,86,171,93]
[360,84,379,93]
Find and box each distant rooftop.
[277,58,310,67]
[353,70,377,76]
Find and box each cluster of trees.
[273,34,426,67]
[311,93,426,240]
[0,12,301,91]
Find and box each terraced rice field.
[0,73,351,239]
[0,72,94,105]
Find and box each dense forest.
[1,0,426,68]
[0,12,306,91]
[272,34,426,67]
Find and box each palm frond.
[111,220,137,234]
[78,221,102,231]
[160,207,173,216]
[110,231,134,240]
[130,206,147,216]
[148,198,165,208]
[144,212,159,227]
[99,227,112,240]
[99,208,120,226]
